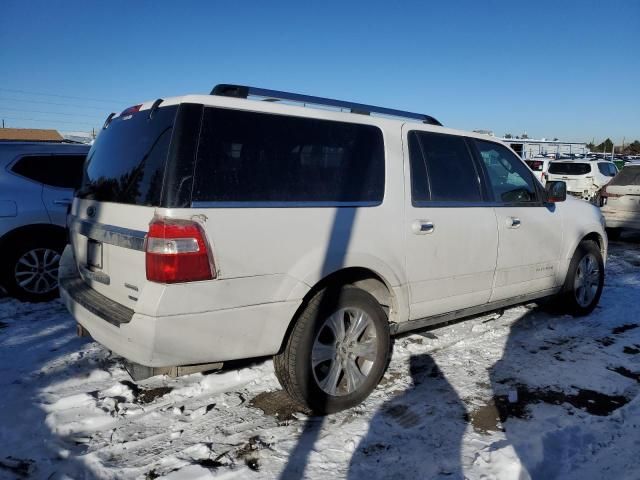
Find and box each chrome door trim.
[68,215,146,251]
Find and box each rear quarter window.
[192,108,385,204]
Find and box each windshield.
[610,165,640,186]
[548,162,591,175]
[77,105,178,205]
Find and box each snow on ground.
[1,239,639,480]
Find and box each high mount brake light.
[145,218,215,283]
[120,104,143,116]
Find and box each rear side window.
[192,108,384,204]
[610,166,640,186]
[77,105,178,205]
[548,162,591,175]
[598,163,616,177]
[408,131,482,203]
[11,154,86,189]
[525,160,544,171]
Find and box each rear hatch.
[604,165,640,211]
[70,101,198,309]
[546,162,594,194]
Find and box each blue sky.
[1,0,638,143]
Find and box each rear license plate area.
[87,239,103,270]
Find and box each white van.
[60,84,607,413]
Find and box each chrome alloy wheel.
[311,307,378,396]
[574,253,600,308]
[14,248,61,294]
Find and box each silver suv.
[60,85,606,413]
[0,141,89,301]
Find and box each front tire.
[274,286,391,414]
[557,240,604,316]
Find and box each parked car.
[601,164,640,239]
[546,159,618,204]
[524,157,551,184]
[0,141,89,301]
[60,85,607,413]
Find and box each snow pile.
[0,241,639,479]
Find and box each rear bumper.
[59,246,301,367]
[602,209,640,230]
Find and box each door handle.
[412,220,435,235]
[508,217,521,229]
[53,199,73,206]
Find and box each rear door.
[403,128,498,319]
[41,154,87,226]
[70,104,183,309]
[472,139,564,301]
[547,162,593,195]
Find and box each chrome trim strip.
[411,200,545,208]
[68,215,147,251]
[190,200,382,208]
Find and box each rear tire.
[1,237,66,302]
[556,240,604,316]
[274,286,391,414]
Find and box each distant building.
[500,138,588,159]
[0,128,64,142]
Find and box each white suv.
[546,159,618,203]
[60,84,607,413]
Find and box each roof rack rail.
[210,84,442,126]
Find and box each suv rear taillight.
[601,185,621,198]
[145,218,215,283]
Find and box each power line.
[0,106,104,119]
[0,87,128,104]
[0,96,116,111]
[0,115,100,127]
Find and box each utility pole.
[2,119,4,128]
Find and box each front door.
[403,128,498,320]
[472,139,564,301]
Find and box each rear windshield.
[610,165,640,186]
[77,105,178,205]
[548,162,591,175]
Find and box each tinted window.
[525,159,544,171]
[610,165,640,186]
[548,162,591,175]
[193,108,384,203]
[598,162,616,177]
[12,154,86,189]
[77,105,178,205]
[408,131,482,203]
[475,140,538,203]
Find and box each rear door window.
[12,154,86,189]
[192,108,385,204]
[77,105,178,205]
[548,162,591,175]
[474,140,538,203]
[408,131,482,203]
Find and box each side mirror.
[545,181,566,203]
